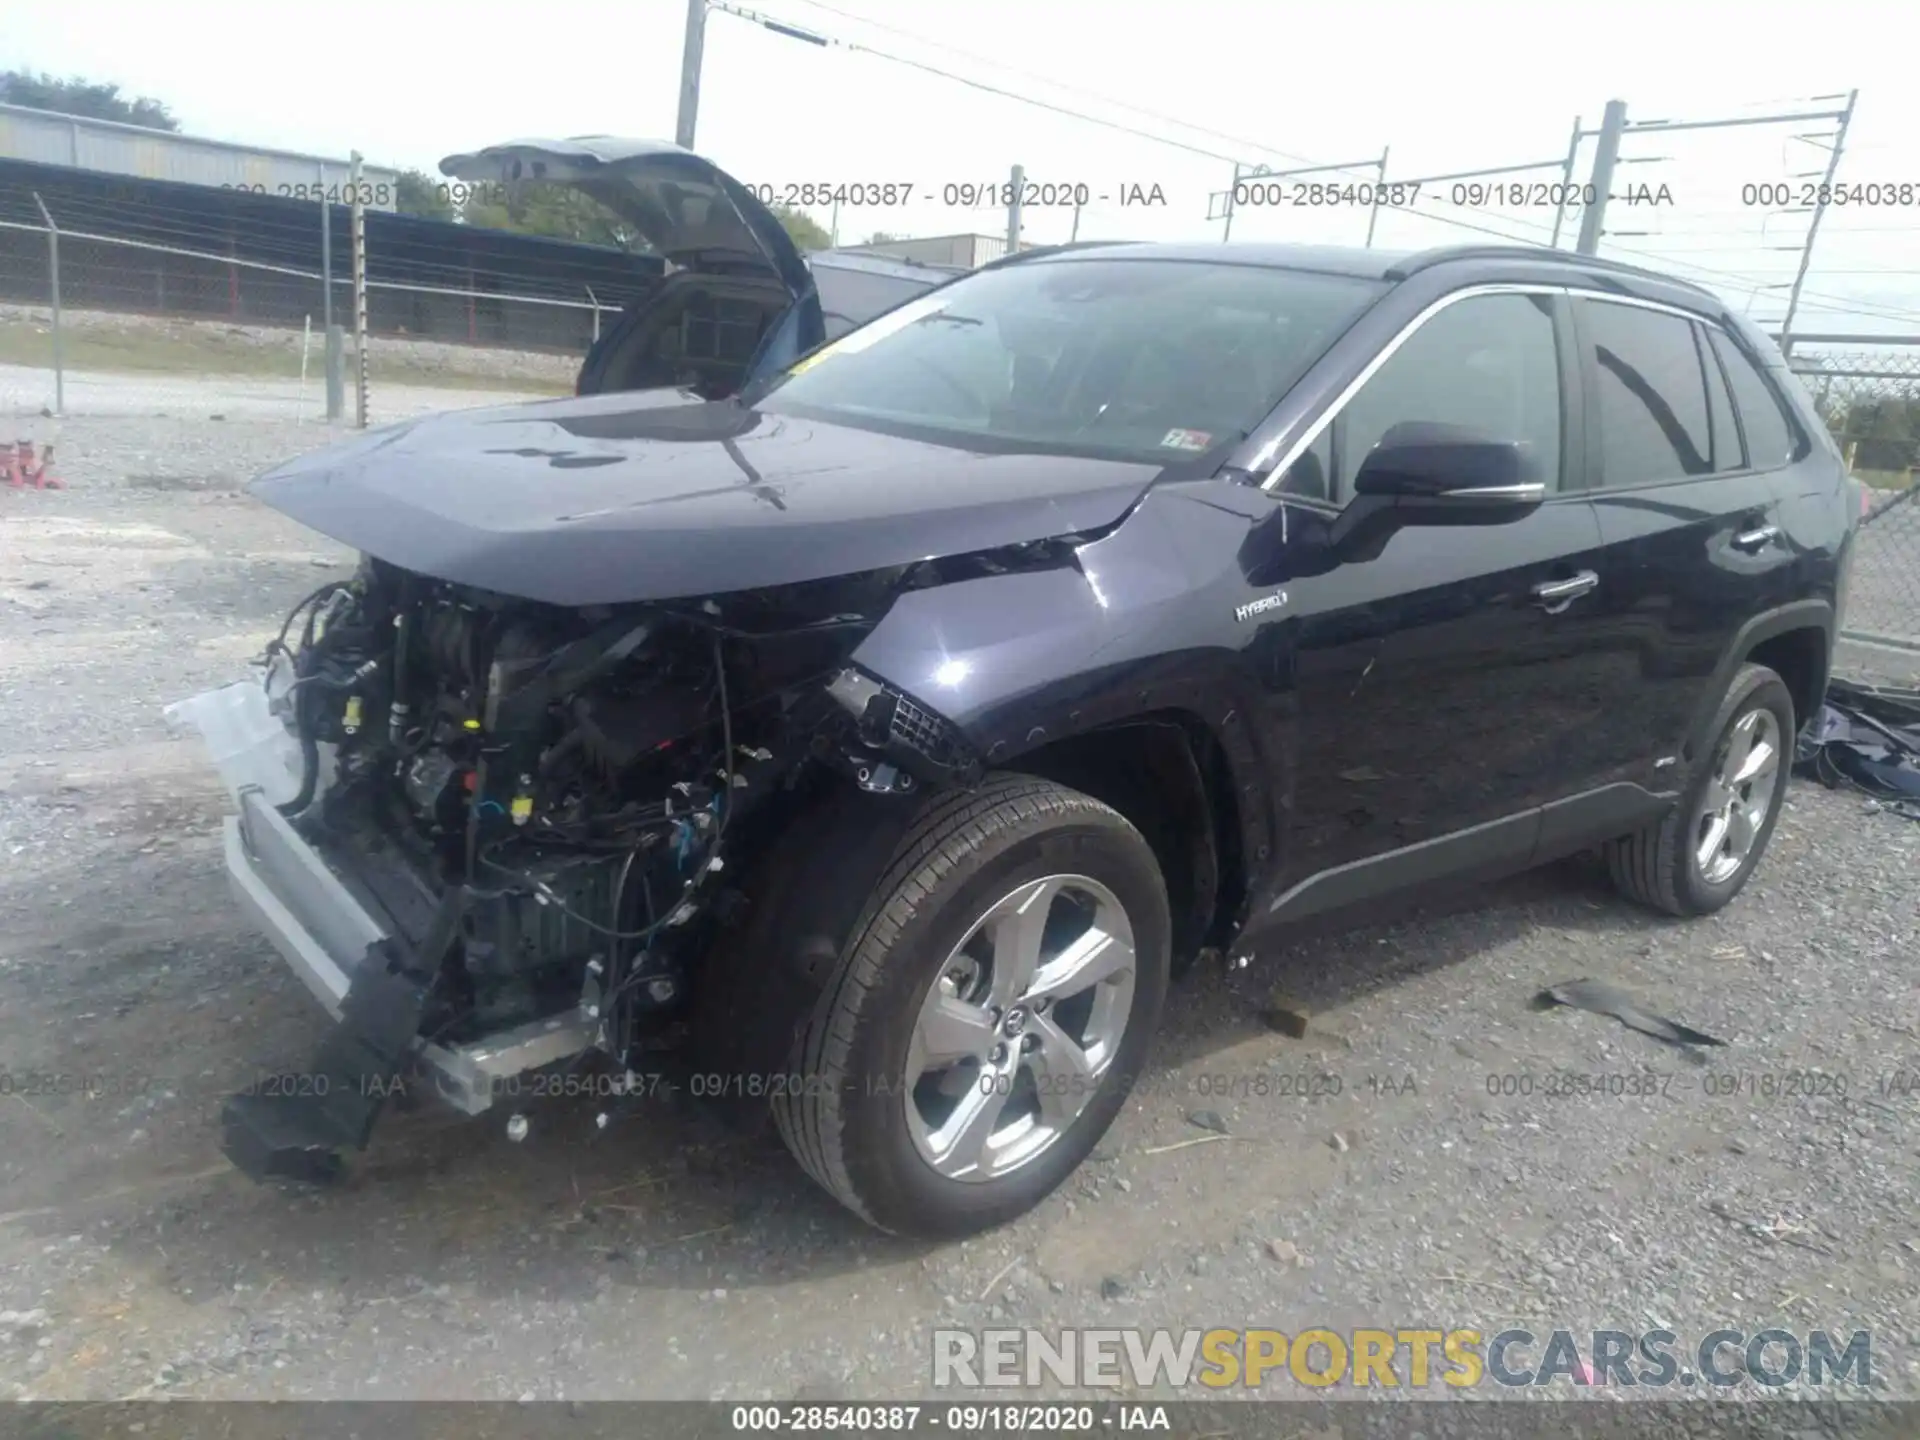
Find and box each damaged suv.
[172,139,1853,1238]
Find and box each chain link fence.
[1787,343,1920,653]
[0,169,665,423]
[0,225,625,353]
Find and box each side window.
[1330,292,1562,500]
[1699,324,1744,472]
[1708,327,1799,472]
[1582,299,1712,487]
[1276,427,1333,501]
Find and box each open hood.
[438,137,813,302]
[248,392,1162,607]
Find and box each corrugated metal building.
[840,233,1017,269]
[0,102,400,210]
[0,157,664,353]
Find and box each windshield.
[755,258,1385,462]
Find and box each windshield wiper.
[915,312,983,328]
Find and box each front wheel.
[773,775,1169,1238]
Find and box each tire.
[1606,663,1795,918]
[772,774,1170,1238]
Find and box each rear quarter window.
[1707,328,1801,471]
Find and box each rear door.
[1573,297,1808,791]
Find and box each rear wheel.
[773,775,1169,1237]
[1607,663,1794,917]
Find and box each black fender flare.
[1684,598,1833,761]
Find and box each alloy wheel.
[903,874,1137,1182]
[1692,707,1783,885]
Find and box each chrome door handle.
[1532,570,1598,611]
[1732,524,1780,552]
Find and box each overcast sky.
[5,0,1917,332]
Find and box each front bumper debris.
[168,680,601,1179]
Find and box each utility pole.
[1576,99,1628,255]
[1070,196,1081,243]
[676,0,707,149]
[1778,88,1858,359]
[349,151,369,430]
[30,193,62,417]
[1581,94,1851,324]
[1550,115,1582,248]
[1006,163,1024,254]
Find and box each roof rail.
[1383,245,1717,298]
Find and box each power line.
[716,3,1916,325]
[711,4,1238,164]
[711,1,1384,179]
[1364,194,1920,324]
[1363,176,1920,323]
[783,0,1341,172]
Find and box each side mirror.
[1351,421,1545,509]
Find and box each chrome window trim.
[1253,282,1715,493]
[1577,291,1722,324]
[1448,483,1548,499]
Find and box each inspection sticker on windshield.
[1160,428,1213,451]
[788,295,953,377]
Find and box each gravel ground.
[2,302,582,386]
[0,359,556,433]
[1,402,1917,1414]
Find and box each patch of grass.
[0,318,572,395]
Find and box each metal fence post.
[30,193,64,417]
[350,151,369,429]
[320,162,343,421]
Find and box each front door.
[1244,286,1616,928]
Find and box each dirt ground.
[1,396,1917,1409]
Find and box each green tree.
[771,204,831,251]
[1830,394,1920,474]
[453,187,833,254]
[395,169,457,222]
[863,231,903,245]
[0,69,179,129]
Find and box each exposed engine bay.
[252,551,1004,1078]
